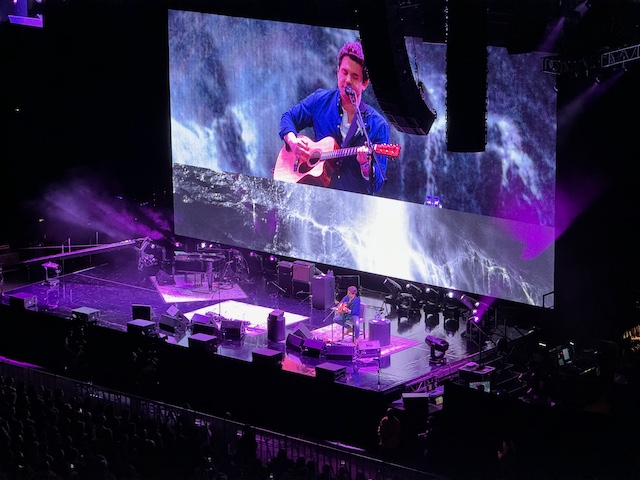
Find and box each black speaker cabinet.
[8,292,37,310]
[276,261,293,296]
[71,307,100,325]
[191,313,222,339]
[302,338,325,357]
[159,306,188,335]
[252,348,283,369]
[326,344,355,361]
[316,362,346,382]
[221,319,245,339]
[286,333,305,352]
[188,333,218,354]
[267,310,285,342]
[127,319,156,337]
[292,324,313,340]
[132,304,152,321]
[292,279,311,295]
[155,269,175,286]
[312,274,335,310]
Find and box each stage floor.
[0,256,532,395]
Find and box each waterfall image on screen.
[168,10,556,306]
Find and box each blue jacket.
[280,88,390,194]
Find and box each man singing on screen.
[276,40,392,195]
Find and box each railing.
[0,359,444,480]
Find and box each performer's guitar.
[336,301,349,315]
[273,135,401,187]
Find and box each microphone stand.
[347,91,386,195]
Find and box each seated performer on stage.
[277,40,392,194]
[334,285,361,339]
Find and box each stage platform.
[0,254,534,397]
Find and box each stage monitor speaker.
[359,0,437,136]
[191,313,222,339]
[302,338,325,358]
[292,260,314,283]
[291,323,313,340]
[159,306,189,335]
[312,274,335,310]
[326,344,355,361]
[276,261,293,296]
[156,269,175,286]
[286,333,305,352]
[267,310,285,342]
[221,319,245,339]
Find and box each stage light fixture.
[444,318,459,336]
[406,283,423,299]
[425,312,439,331]
[384,278,402,294]
[383,278,402,306]
[43,262,61,286]
[425,335,449,365]
[396,292,413,319]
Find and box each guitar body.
[336,302,349,315]
[273,136,339,187]
[273,135,401,187]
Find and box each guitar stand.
[295,290,312,305]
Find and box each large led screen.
[168,10,556,306]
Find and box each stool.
[369,318,391,346]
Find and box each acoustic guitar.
[273,135,401,187]
[336,301,349,315]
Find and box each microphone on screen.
[345,85,356,101]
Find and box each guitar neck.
[319,146,361,161]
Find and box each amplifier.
[326,344,355,361]
[292,260,314,282]
[276,261,293,296]
[8,292,37,310]
[71,307,100,325]
[357,340,381,357]
[315,362,346,382]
